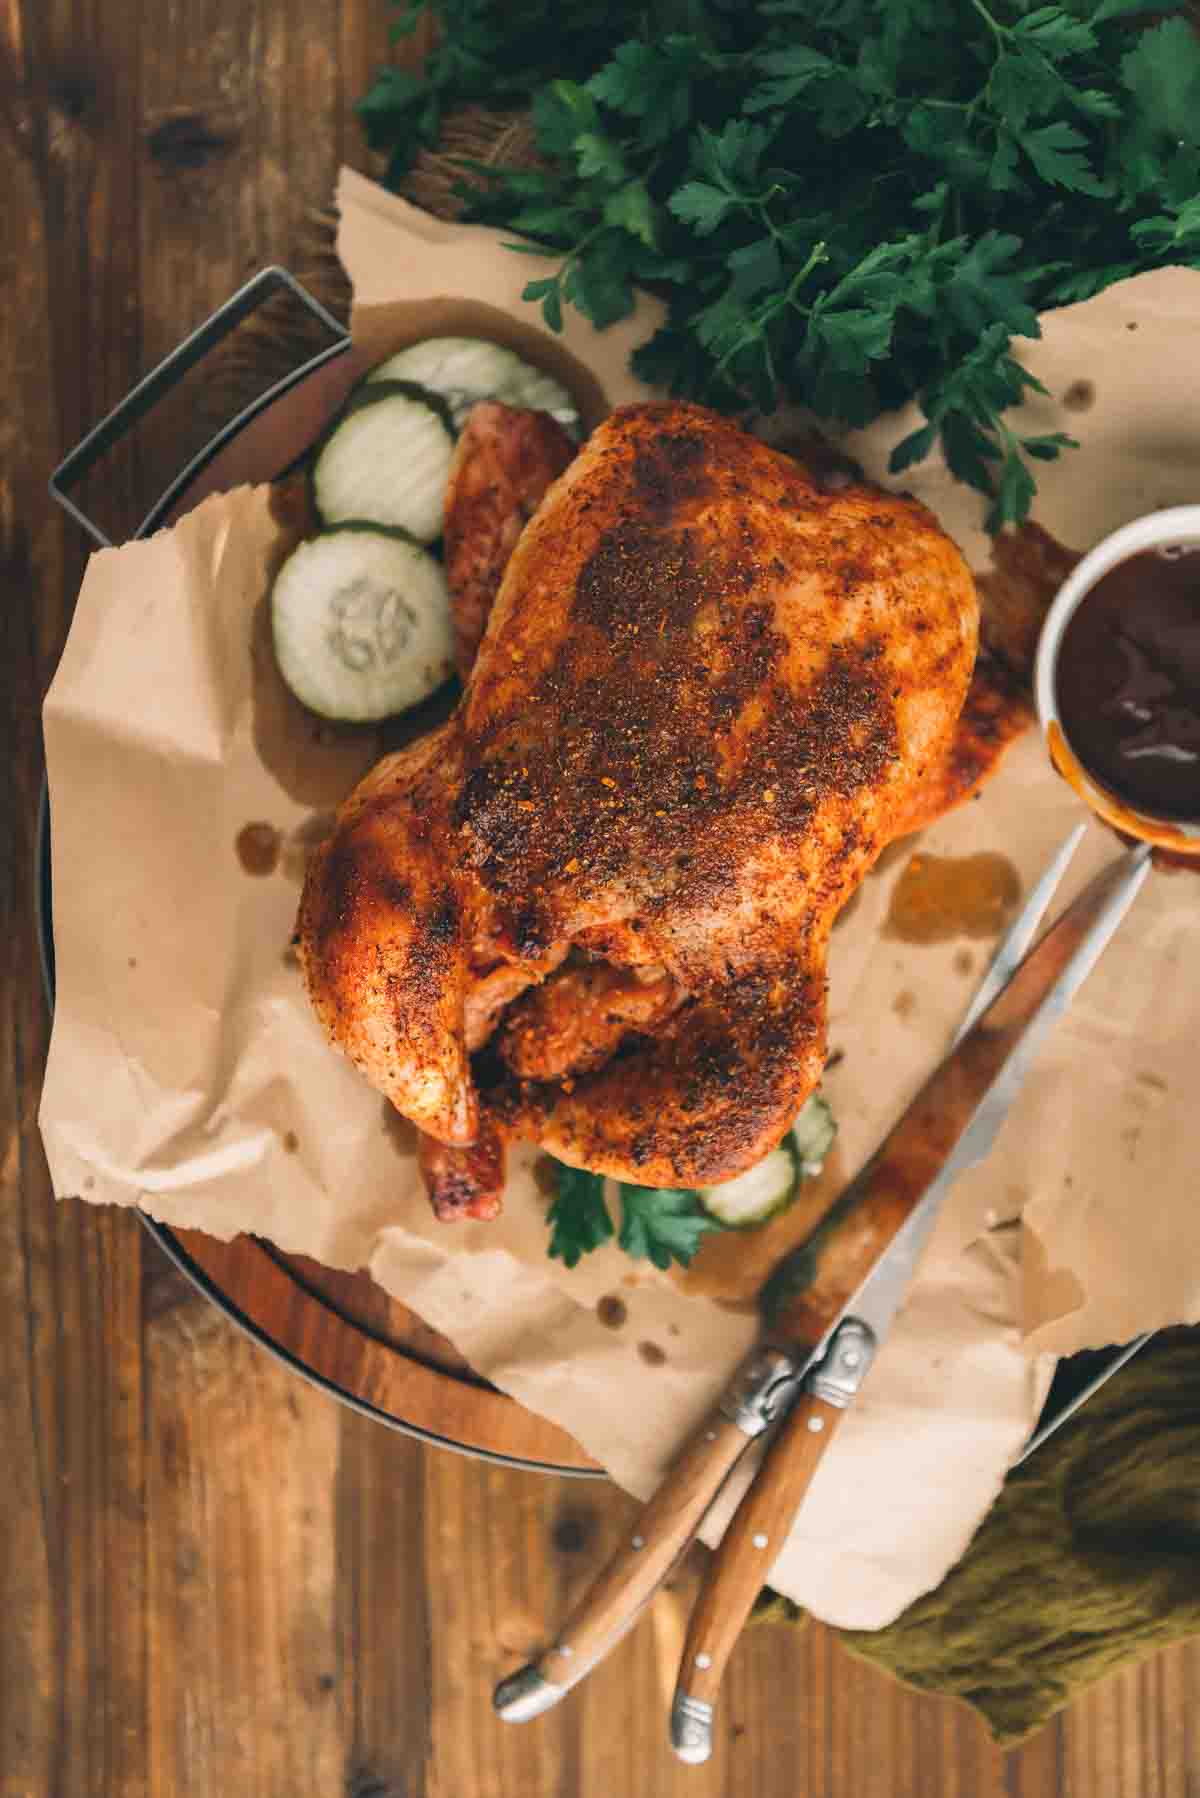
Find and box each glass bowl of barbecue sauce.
[1034,506,1200,857]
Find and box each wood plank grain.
[335,1412,432,1797]
[0,1125,55,1798]
[1,2,150,1793]
[144,1290,343,1796]
[0,12,62,1789]
[423,1451,574,1798]
[1062,1642,1197,1798]
[1154,1639,1194,1798]
[1005,1713,1065,1798]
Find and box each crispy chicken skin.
[299,402,979,1211]
[443,401,575,680]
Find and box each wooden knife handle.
[670,1318,875,1763]
[494,1345,800,1723]
[669,1389,845,1761]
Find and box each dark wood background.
[2,4,1197,1792]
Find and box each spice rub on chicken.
[298,401,979,1219]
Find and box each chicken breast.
[299,402,978,1208]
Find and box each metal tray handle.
[49,265,348,546]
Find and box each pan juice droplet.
[235,821,280,876]
[597,1295,627,1330]
[885,851,1020,944]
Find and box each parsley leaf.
[575,131,627,183]
[1132,194,1200,253]
[523,274,564,332]
[544,1163,722,1270]
[567,237,637,326]
[693,120,770,191]
[944,233,1040,339]
[888,421,938,476]
[533,80,601,154]
[587,36,710,145]
[547,1165,614,1268]
[745,45,839,114]
[728,236,782,300]
[668,181,737,236]
[988,443,1037,535]
[1012,7,1097,61]
[617,1184,724,1270]
[1019,121,1110,195]
[603,180,657,247]
[1121,19,1200,149]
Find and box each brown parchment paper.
[39,167,1200,1631]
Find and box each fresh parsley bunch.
[361,0,1200,527]
[547,1165,723,1270]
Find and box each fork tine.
[952,820,1088,1047]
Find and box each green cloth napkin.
[756,1327,1200,1742]
[233,158,1200,1749]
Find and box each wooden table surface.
[2,5,1197,1793]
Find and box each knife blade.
[939,818,1085,1180]
[668,840,1151,1761]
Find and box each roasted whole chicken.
[299,401,980,1219]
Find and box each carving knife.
[493,834,1148,1739]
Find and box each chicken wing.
[443,400,575,679]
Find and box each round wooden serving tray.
[42,315,599,1477]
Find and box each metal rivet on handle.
[695,1652,712,1669]
[808,1415,825,1433]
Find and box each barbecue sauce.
[1055,546,1200,822]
